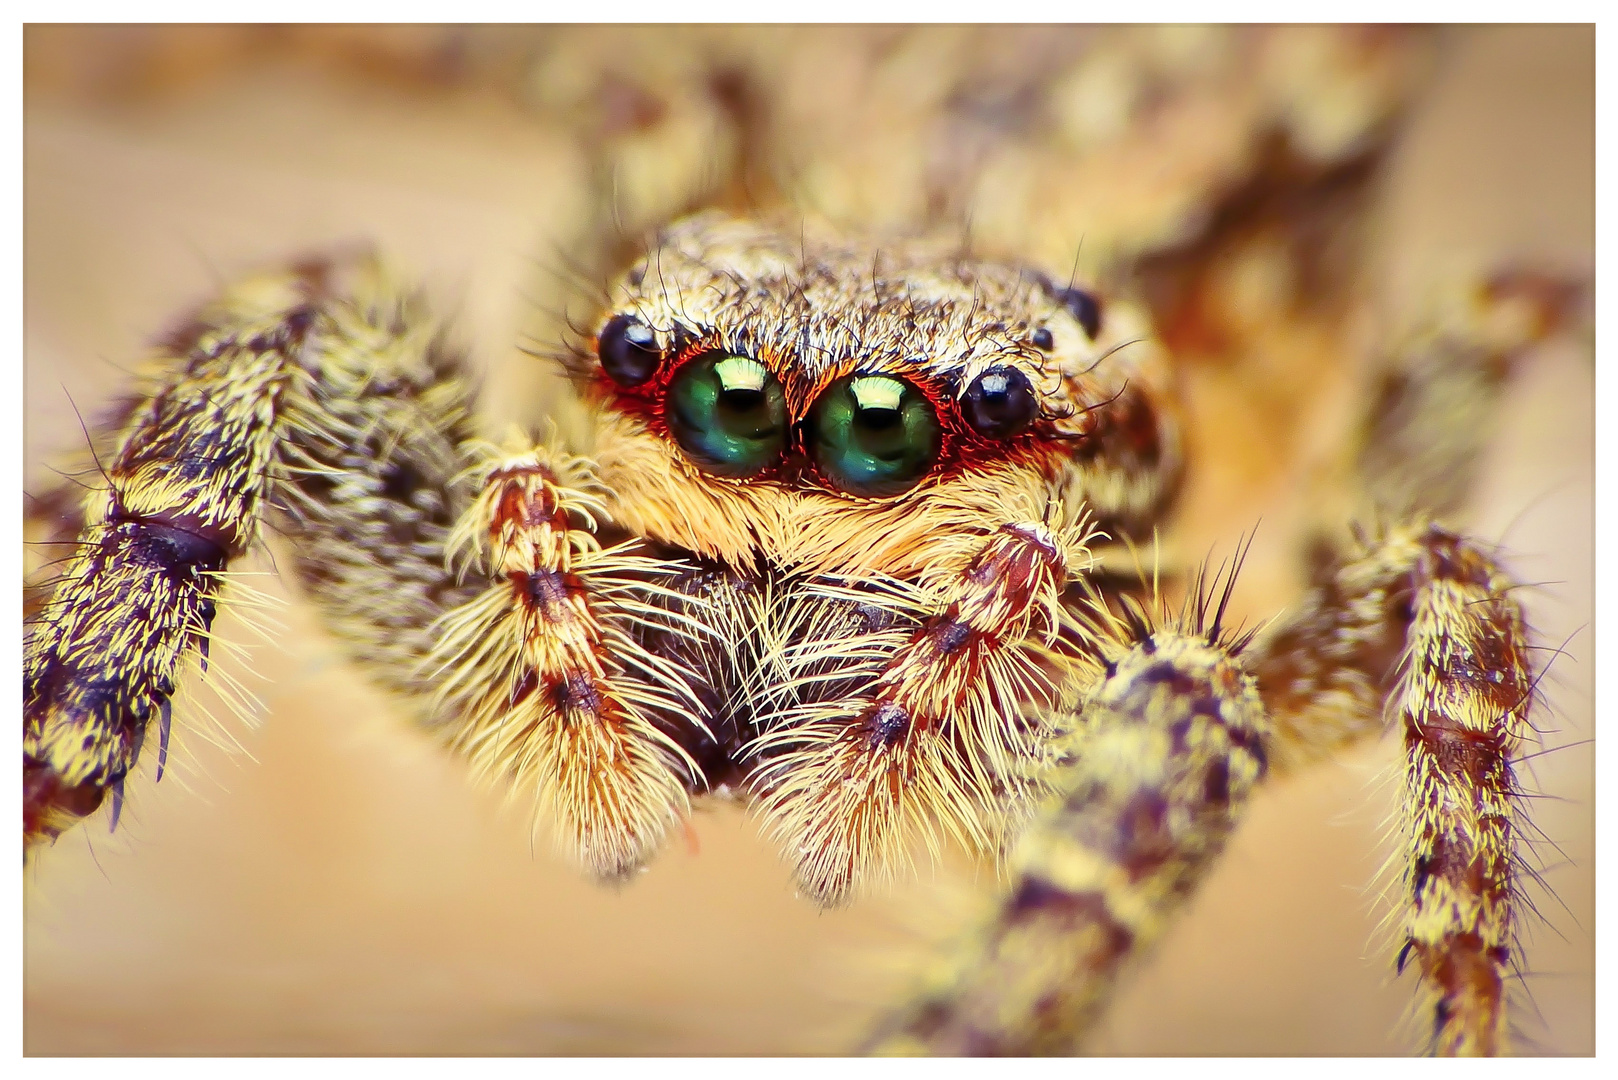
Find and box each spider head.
[573,213,1177,575]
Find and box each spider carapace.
[24,208,1563,1057]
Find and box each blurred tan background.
[24,25,1591,1054]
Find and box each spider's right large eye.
[808,374,941,497]
[598,314,662,386]
[666,352,789,477]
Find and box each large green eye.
[666,352,788,476]
[808,374,941,497]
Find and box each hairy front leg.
[25,271,315,844]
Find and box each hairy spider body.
[23,24,1590,1056]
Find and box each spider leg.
[269,266,484,713]
[27,257,489,848]
[1244,270,1583,1057]
[1354,270,1586,523]
[424,442,706,879]
[1253,520,1533,1057]
[24,269,323,846]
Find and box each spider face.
[576,213,1179,576]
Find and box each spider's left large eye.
[666,352,788,477]
[961,366,1037,440]
[808,374,941,497]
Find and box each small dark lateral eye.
[962,366,1037,440]
[1056,287,1103,341]
[598,314,662,386]
[1030,326,1054,351]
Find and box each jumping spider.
[24,25,1591,1055]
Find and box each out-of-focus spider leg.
[866,585,1271,1056]
[751,509,1099,907]
[1354,270,1587,523]
[425,443,707,879]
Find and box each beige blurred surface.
[23,25,1592,1055]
